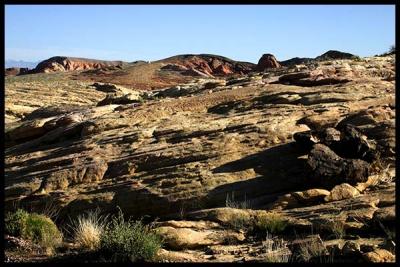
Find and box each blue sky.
[5,5,395,63]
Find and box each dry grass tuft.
[263,232,290,262]
[70,209,108,250]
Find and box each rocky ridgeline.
[6,50,361,77]
[32,56,126,73]
[4,53,395,262]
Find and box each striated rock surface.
[4,53,395,262]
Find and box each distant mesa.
[5,67,30,76]
[279,50,359,67]
[32,56,126,73]
[5,59,39,69]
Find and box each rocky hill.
[31,56,126,73]
[280,50,358,67]
[4,53,396,263]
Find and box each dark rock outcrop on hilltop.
[279,57,314,67]
[316,50,358,61]
[5,67,30,76]
[32,56,126,73]
[256,54,281,70]
[279,50,359,67]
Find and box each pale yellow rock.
[292,188,331,203]
[362,249,395,262]
[156,226,245,250]
[325,183,360,202]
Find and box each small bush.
[297,239,330,263]
[5,209,62,251]
[5,209,29,236]
[389,45,395,54]
[23,213,63,249]
[100,210,163,262]
[227,213,251,230]
[256,213,287,234]
[70,210,108,250]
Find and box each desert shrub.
[70,209,108,250]
[256,213,287,234]
[23,213,63,249]
[389,45,395,54]
[227,213,251,230]
[5,209,29,236]
[5,209,63,250]
[99,210,163,262]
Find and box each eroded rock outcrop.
[33,56,125,73]
[257,54,281,70]
[165,54,255,77]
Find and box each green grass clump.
[5,209,63,250]
[256,213,288,234]
[99,210,163,262]
[23,213,63,249]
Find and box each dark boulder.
[332,124,379,163]
[307,144,369,187]
[316,127,341,147]
[293,131,317,152]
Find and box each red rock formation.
[215,64,234,75]
[165,54,255,77]
[33,56,125,73]
[257,54,281,70]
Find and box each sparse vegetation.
[389,45,395,54]
[99,209,163,262]
[296,238,329,262]
[227,212,251,230]
[69,209,108,250]
[328,220,346,239]
[256,213,288,234]
[225,191,252,209]
[263,233,290,262]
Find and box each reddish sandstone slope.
[74,54,257,90]
[32,56,126,73]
